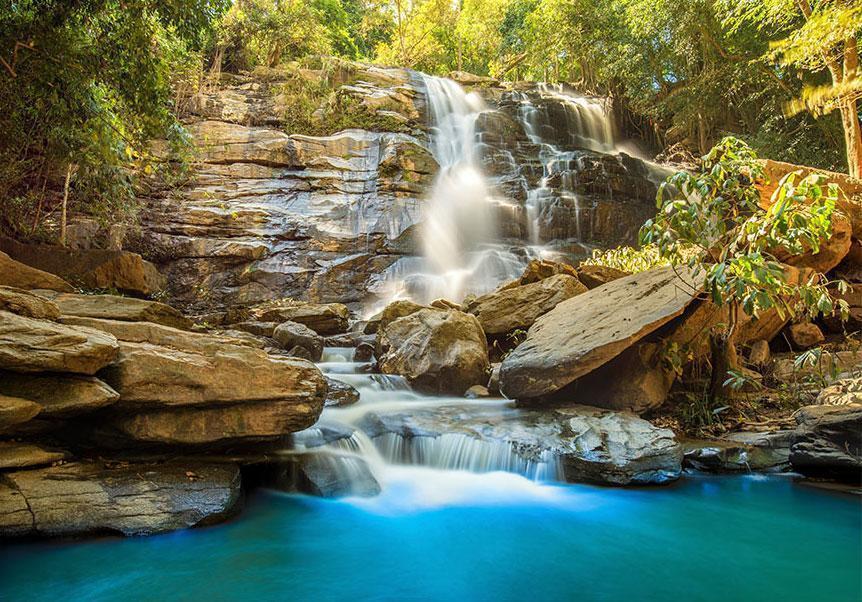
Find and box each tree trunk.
[840,99,862,178]
[59,163,72,248]
[708,328,739,401]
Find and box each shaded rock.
[354,342,375,362]
[35,292,192,330]
[790,403,862,482]
[231,321,278,337]
[359,404,682,485]
[273,321,323,361]
[101,341,326,409]
[324,377,360,407]
[376,308,489,395]
[773,350,862,383]
[0,251,73,292]
[258,303,349,335]
[0,461,241,537]
[0,238,165,296]
[0,395,41,433]
[0,287,60,319]
[500,266,698,400]
[576,264,629,289]
[748,340,771,367]
[785,322,825,350]
[364,299,425,335]
[0,372,119,417]
[0,311,119,375]
[683,431,792,473]
[464,273,587,336]
[259,452,381,498]
[0,442,69,470]
[487,363,501,394]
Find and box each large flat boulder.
[358,404,682,485]
[257,303,350,335]
[0,251,73,292]
[500,267,698,400]
[0,311,119,375]
[35,292,192,330]
[376,308,489,395]
[101,341,326,409]
[0,372,119,417]
[790,403,862,483]
[464,273,587,336]
[0,286,60,319]
[0,461,241,537]
[0,237,165,296]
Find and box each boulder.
[0,372,119,417]
[0,237,165,296]
[376,308,489,395]
[515,259,579,285]
[324,377,360,407]
[0,461,241,537]
[258,452,381,498]
[464,274,587,336]
[35,292,192,330]
[232,320,279,338]
[358,404,682,485]
[683,431,792,473]
[258,303,349,335]
[273,321,324,361]
[464,385,490,398]
[576,264,629,289]
[0,251,73,292]
[0,395,41,433]
[101,341,326,409]
[0,442,70,470]
[500,267,698,400]
[748,340,771,367]
[0,287,60,319]
[0,311,119,375]
[354,342,375,362]
[363,299,425,335]
[785,322,825,350]
[790,403,862,482]
[774,213,852,274]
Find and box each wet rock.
[0,395,41,433]
[0,287,60,319]
[0,251,73,292]
[0,461,241,538]
[0,238,165,296]
[683,431,792,473]
[364,299,426,335]
[0,442,69,470]
[260,452,381,498]
[354,342,375,362]
[0,311,119,375]
[376,308,490,395]
[464,273,587,336]
[258,303,349,336]
[790,403,862,482]
[464,385,490,399]
[273,321,324,361]
[785,322,825,350]
[430,298,461,310]
[0,372,119,417]
[36,292,192,330]
[500,266,698,400]
[359,404,682,485]
[324,377,360,407]
[487,363,502,394]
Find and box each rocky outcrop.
[376,308,489,394]
[0,251,73,292]
[500,267,698,401]
[35,292,192,330]
[790,403,862,482]
[0,372,119,417]
[358,404,682,485]
[0,461,241,537]
[0,287,60,319]
[464,274,587,336]
[0,311,119,375]
[0,237,165,296]
[0,395,41,433]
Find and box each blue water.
[1,471,860,602]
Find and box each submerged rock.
[790,403,862,483]
[0,461,241,538]
[500,266,698,401]
[358,404,682,485]
[376,308,490,395]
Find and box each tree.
[722,0,862,177]
[640,137,846,399]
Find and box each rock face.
[358,403,682,485]
[0,372,119,417]
[36,292,192,330]
[0,251,73,292]
[500,267,698,400]
[0,461,241,538]
[464,274,587,336]
[0,311,119,375]
[0,237,165,296]
[790,403,862,482]
[0,286,60,319]
[376,308,489,394]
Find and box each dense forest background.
[0,0,859,236]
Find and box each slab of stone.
[0,442,69,470]
[0,395,41,433]
[0,286,60,319]
[35,292,192,330]
[0,372,119,417]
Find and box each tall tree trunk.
[840,98,862,178]
[59,163,73,247]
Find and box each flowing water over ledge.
[1,474,859,601]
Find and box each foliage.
[0,0,227,237]
[583,245,673,274]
